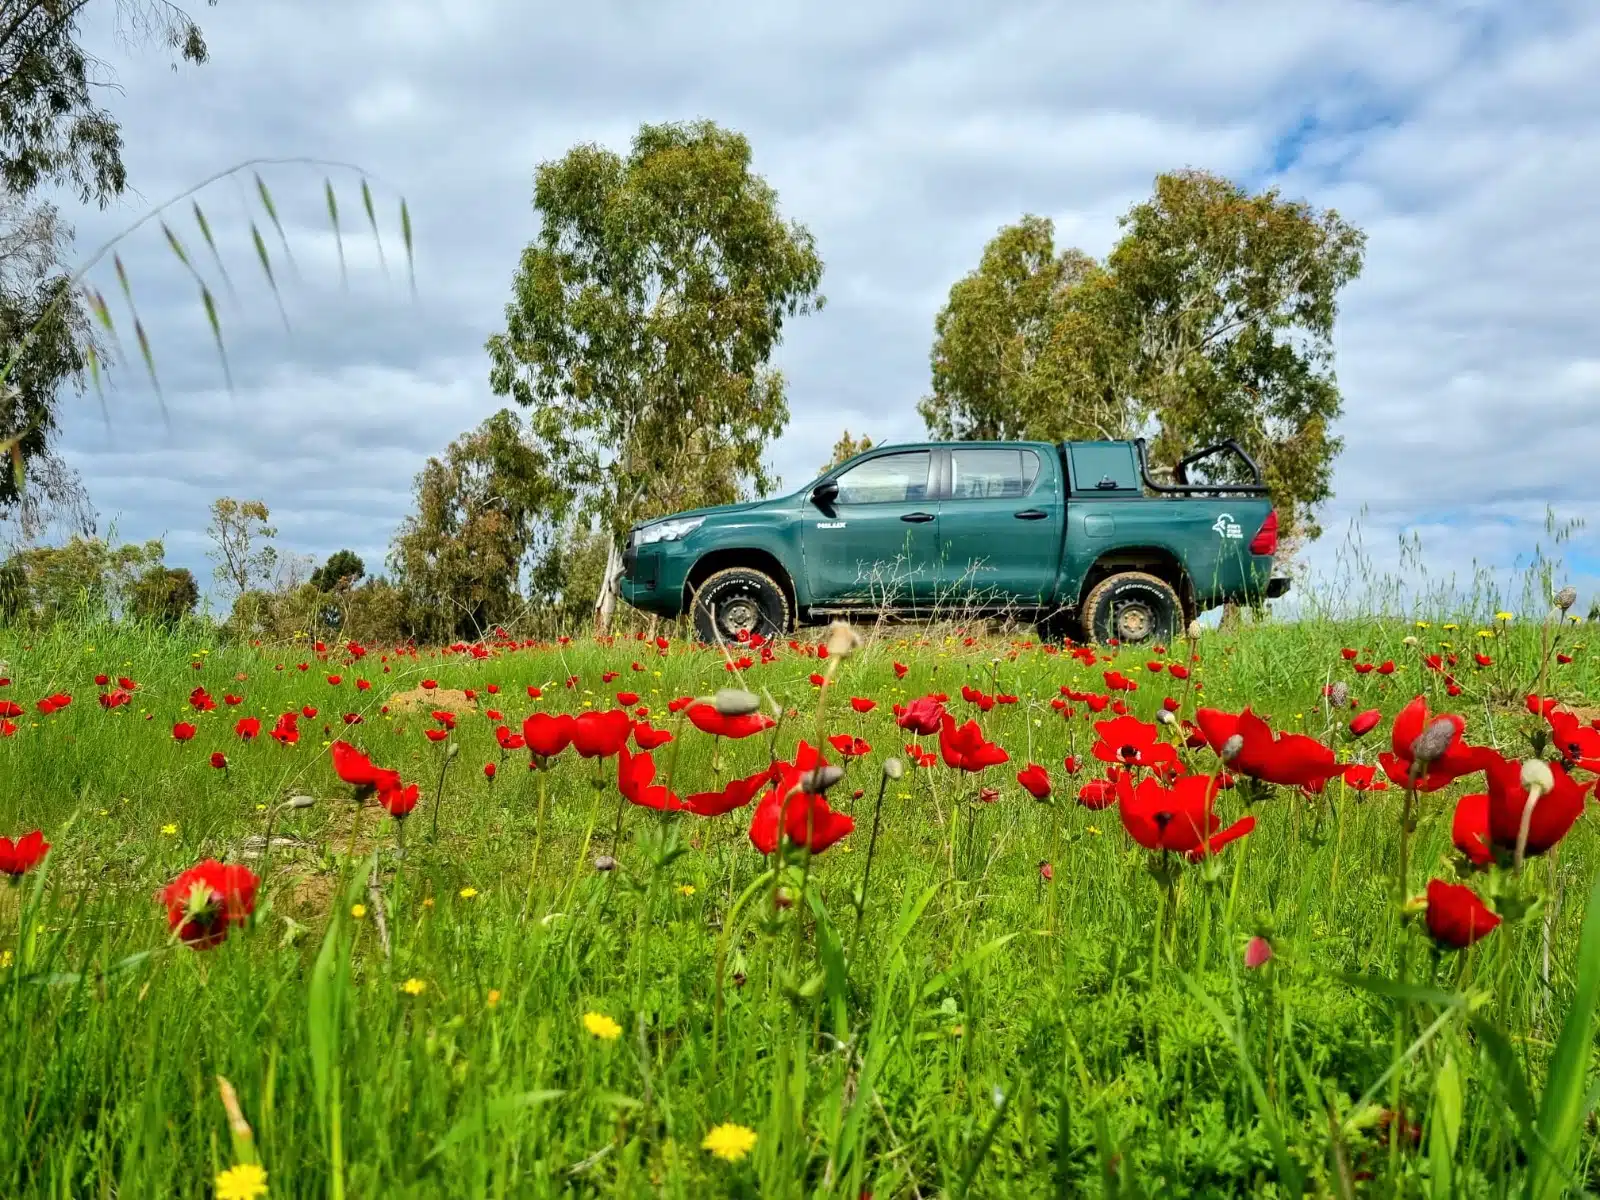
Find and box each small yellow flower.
[255,804,267,812]
[0,949,12,968]
[459,886,478,899]
[583,1011,621,1040]
[1415,620,1430,629]
[401,978,427,995]
[1086,825,1102,836]
[702,1122,757,1163]
[214,1162,269,1200]
[486,989,502,1008]
[1495,611,1514,622]
[677,884,696,897]
[350,904,367,920]
[423,897,435,908]
[160,824,178,836]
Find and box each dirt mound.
[387,687,478,715]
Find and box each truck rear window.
[1068,443,1140,494]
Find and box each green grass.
[0,613,1597,1197]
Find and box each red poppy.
[210,752,228,770]
[1116,773,1255,860]
[1017,763,1051,799]
[379,782,419,818]
[235,717,261,740]
[172,722,197,742]
[421,679,437,690]
[0,700,20,718]
[1341,763,1388,792]
[684,764,777,816]
[616,691,640,706]
[748,743,854,854]
[1340,647,1358,661]
[163,860,260,949]
[1349,709,1382,737]
[1375,660,1395,675]
[190,687,216,712]
[0,830,49,876]
[850,697,877,714]
[522,712,575,760]
[632,721,673,750]
[1424,879,1499,949]
[224,694,244,706]
[938,714,1010,772]
[668,696,694,714]
[1195,708,1342,789]
[601,671,619,683]
[961,684,996,712]
[617,746,684,811]
[331,741,402,795]
[270,713,300,745]
[571,709,633,759]
[1090,715,1176,770]
[686,703,776,740]
[1377,696,1494,791]
[1546,707,1600,772]
[1482,754,1588,857]
[1077,779,1116,809]
[894,696,947,736]
[1451,792,1492,867]
[893,662,909,679]
[117,676,136,691]
[424,728,449,743]
[827,733,872,758]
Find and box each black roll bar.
[1134,437,1270,496]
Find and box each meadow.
[0,608,1596,1198]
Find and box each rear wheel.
[1080,571,1181,646]
[691,567,791,645]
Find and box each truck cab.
[620,438,1285,645]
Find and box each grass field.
[0,610,1597,1197]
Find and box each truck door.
[801,450,939,608]
[934,446,1063,606]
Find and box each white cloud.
[43,0,1600,613]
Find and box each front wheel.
[1079,571,1182,646]
[690,567,791,645]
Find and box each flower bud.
[713,688,761,717]
[1554,586,1577,612]
[1155,708,1177,726]
[1520,758,1555,793]
[1220,734,1244,763]
[593,855,617,872]
[882,757,905,780]
[1328,681,1349,709]
[1185,620,1203,640]
[285,795,317,810]
[798,765,846,794]
[446,742,460,759]
[824,620,862,659]
[1409,718,1458,766]
[1402,635,1418,647]
[1244,936,1273,969]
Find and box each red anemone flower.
[1349,709,1382,737]
[1482,754,1588,857]
[522,711,575,760]
[1546,707,1600,772]
[379,782,419,818]
[1194,708,1343,789]
[1451,792,1493,868]
[747,742,854,854]
[1090,714,1176,770]
[0,830,49,876]
[617,746,684,811]
[1016,763,1051,800]
[937,714,1010,772]
[571,709,633,759]
[893,696,947,736]
[162,860,260,950]
[235,716,261,740]
[1116,773,1255,860]
[684,764,778,817]
[172,722,197,742]
[632,721,673,750]
[1424,879,1500,950]
[850,697,877,714]
[686,703,777,740]
[1377,696,1495,791]
[331,740,402,796]
[210,752,228,770]
[827,733,871,758]
[1340,763,1389,792]
[1077,779,1116,809]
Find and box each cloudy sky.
[50,0,1600,615]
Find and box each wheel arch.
[684,548,798,618]
[1077,546,1195,624]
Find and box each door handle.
[901,511,935,523]
[1014,509,1048,520]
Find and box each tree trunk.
[593,541,624,635]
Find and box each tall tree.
[127,562,197,626]
[389,409,564,642]
[310,549,365,593]
[0,1,214,507]
[923,171,1365,544]
[206,497,276,602]
[486,119,824,631]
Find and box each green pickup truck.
[620,438,1287,645]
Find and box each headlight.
[633,516,705,545]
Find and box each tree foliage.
[820,429,873,475]
[126,563,197,626]
[310,549,365,594]
[0,533,162,624]
[206,497,276,602]
[922,170,1366,542]
[486,119,824,543]
[389,409,563,642]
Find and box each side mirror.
[811,480,839,506]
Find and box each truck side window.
[832,451,932,504]
[948,449,1040,500]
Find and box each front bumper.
[619,538,693,617]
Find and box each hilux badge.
[816,521,846,530]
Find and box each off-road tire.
[1080,571,1182,646]
[691,567,791,645]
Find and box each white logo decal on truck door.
[1212,514,1243,539]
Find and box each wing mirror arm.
[811,481,839,507]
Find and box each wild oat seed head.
[1409,718,1458,766]
[1221,734,1245,762]
[1520,759,1555,793]
[712,688,761,717]
[824,620,862,658]
[1554,586,1578,612]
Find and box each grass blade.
[361,177,387,277]
[325,178,346,289]
[400,197,414,297]
[254,172,298,282]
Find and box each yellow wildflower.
[486,989,502,1008]
[1495,611,1514,622]
[583,1011,621,1040]
[160,824,178,836]
[401,978,427,996]
[350,904,367,920]
[702,1122,757,1162]
[459,886,478,899]
[213,1163,269,1200]
[677,884,696,897]
[1086,825,1102,836]
[0,949,12,969]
